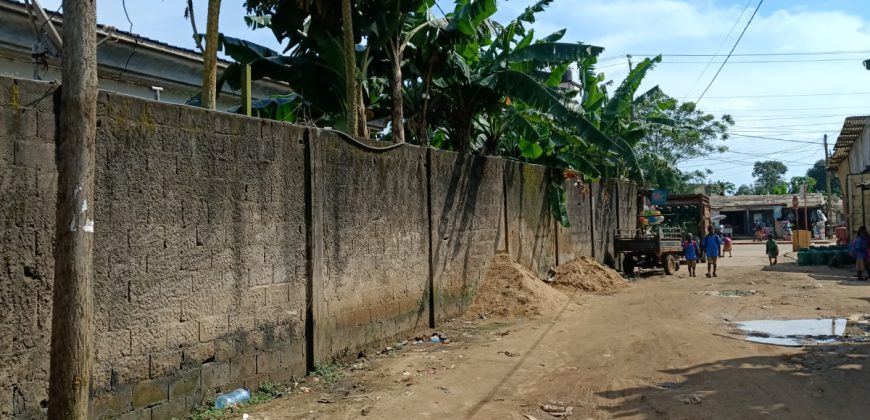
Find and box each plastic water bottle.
[214,388,251,409]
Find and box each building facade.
[829,116,870,235]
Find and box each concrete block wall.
[0,75,639,419]
[310,131,430,361]
[504,161,557,278]
[558,180,594,263]
[429,151,506,323]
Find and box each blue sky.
[39,0,870,188]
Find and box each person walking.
[849,226,869,281]
[765,235,779,265]
[683,233,700,277]
[723,234,733,257]
[703,226,722,278]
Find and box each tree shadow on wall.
[595,343,870,419]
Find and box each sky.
[37,0,870,188]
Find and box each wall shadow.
[596,343,870,419]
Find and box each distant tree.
[806,159,841,196]
[709,180,736,195]
[788,176,817,194]
[752,160,788,194]
[736,184,753,195]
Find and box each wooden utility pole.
[340,0,358,136]
[48,0,97,418]
[201,0,221,109]
[824,134,832,236]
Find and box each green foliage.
[752,160,788,194]
[312,361,344,384]
[788,176,817,194]
[736,184,753,195]
[708,180,736,196]
[806,159,841,196]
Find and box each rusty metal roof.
[830,116,870,170]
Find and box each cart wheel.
[623,255,636,276]
[663,254,677,275]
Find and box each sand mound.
[465,253,569,319]
[552,256,629,293]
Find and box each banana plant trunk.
[389,40,404,143]
[340,0,358,136]
[201,0,221,109]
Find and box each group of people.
[682,226,733,278]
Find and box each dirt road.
[247,243,870,419]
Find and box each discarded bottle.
[214,388,251,409]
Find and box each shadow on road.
[760,262,862,284]
[596,343,870,419]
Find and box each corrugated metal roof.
[710,193,829,210]
[830,115,870,170]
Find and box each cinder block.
[200,362,230,390]
[149,350,182,379]
[118,408,151,420]
[132,378,168,409]
[229,354,257,381]
[165,321,198,350]
[95,329,132,362]
[13,140,54,170]
[182,342,215,367]
[112,354,151,385]
[131,327,167,354]
[91,390,132,419]
[149,397,188,420]
[214,336,241,362]
[169,369,201,399]
[198,314,227,343]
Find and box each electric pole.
[201,0,221,109]
[48,0,97,418]
[824,134,832,236]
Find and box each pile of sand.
[551,256,629,293]
[465,253,569,319]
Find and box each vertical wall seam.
[502,165,510,255]
[590,181,596,259]
[426,148,435,328]
[302,127,315,372]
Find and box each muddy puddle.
[736,319,847,346]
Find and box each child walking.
[723,234,733,257]
[765,235,779,265]
[703,226,723,278]
[850,226,869,281]
[683,233,700,277]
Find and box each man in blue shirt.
[703,226,723,278]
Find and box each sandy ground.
[245,243,870,420]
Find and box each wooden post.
[201,0,221,109]
[241,63,252,116]
[48,0,97,418]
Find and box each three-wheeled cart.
[615,227,684,275]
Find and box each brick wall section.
[0,78,308,419]
[429,151,505,323]
[89,93,309,418]
[0,75,57,419]
[311,131,430,361]
[504,161,557,278]
[591,181,619,266]
[558,180,594,263]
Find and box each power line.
[664,57,864,64]
[600,49,870,61]
[731,122,841,129]
[704,105,869,112]
[702,91,870,99]
[729,134,824,144]
[681,0,753,101]
[696,0,764,104]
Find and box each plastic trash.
[214,388,250,409]
[430,335,441,343]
